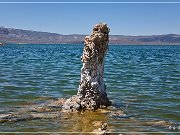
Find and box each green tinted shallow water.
[0,44,180,133]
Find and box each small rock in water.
[47,98,66,108]
[92,121,104,127]
[101,123,108,130]
[146,120,173,127]
[107,105,117,111]
[98,109,110,114]
[92,121,108,134]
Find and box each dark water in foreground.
[0,44,180,133]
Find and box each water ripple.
[0,44,180,131]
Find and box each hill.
[0,26,180,45]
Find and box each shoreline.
[3,43,180,45]
[1,43,180,46]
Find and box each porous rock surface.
[63,23,111,111]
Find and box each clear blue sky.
[0,0,180,35]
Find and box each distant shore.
[1,27,180,45]
[4,43,180,45]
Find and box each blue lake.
[0,44,179,133]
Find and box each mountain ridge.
[1,26,180,45]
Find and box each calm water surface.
[0,44,180,133]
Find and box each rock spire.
[63,23,111,111]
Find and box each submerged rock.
[145,120,173,127]
[92,121,108,134]
[47,98,66,108]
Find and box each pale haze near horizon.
[0,1,180,35]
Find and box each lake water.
[0,44,179,133]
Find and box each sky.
[0,0,180,35]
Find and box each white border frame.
[0,1,180,4]
[0,1,179,134]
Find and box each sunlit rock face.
[63,23,111,111]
